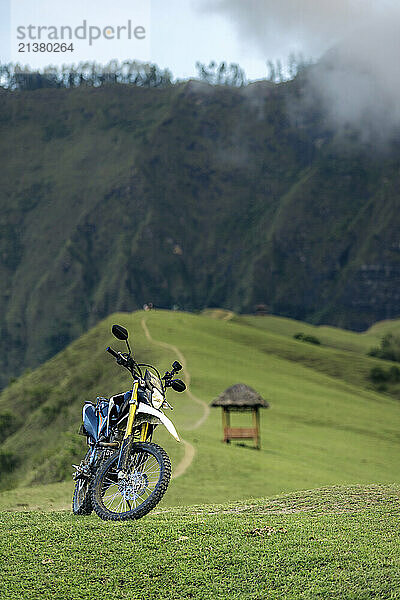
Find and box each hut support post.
[222,408,231,443]
[253,407,260,450]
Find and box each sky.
[0,0,284,80]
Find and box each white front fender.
[136,404,180,442]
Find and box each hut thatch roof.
[210,383,269,408]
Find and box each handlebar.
[106,346,182,398]
[107,346,128,367]
[162,362,182,382]
[106,346,119,359]
[106,346,141,377]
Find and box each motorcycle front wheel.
[91,442,171,521]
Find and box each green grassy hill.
[1,78,400,388]
[1,484,399,600]
[0,310,399,510]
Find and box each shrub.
[0,450,18,475]
[368,334,400,363]
[369,367,389,383]
[389,366,400,383]
[293,332,321,345]
[369,365,400,385]
[0,412,18,443]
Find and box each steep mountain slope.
[1,79,400,385]
[0,311,399,509]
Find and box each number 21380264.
[18,42,74,53]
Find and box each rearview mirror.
[172,361,182,372]
[112,324,129,341]
[171,379,186,392]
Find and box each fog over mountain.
[198,0,400,139]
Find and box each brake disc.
[118,471,148,500]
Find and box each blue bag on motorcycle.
[82,398,110,442]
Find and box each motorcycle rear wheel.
[91,442,171,521]
[72,477,93,515]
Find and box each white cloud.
[196,0,400,138]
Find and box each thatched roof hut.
[210,383,269,409]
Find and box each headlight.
[151,388,164,410]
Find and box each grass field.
[1,309,400,510]
[1,484,399,600]
[1,311,399,599]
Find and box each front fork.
[117,381,138,471]
[117,382,150,471]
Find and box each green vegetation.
[1,310,400,510]
[1,78,400,388]
[1,312,399,598]
[369,365,400,397]
[369,333,400,362]
[0,481,73,512]
[0,60,174,90]
[1,485,399,600]
[369,365,400,383]
[1,54,310,91]
[236,314,380,354]
[293,332,321,345]
[367,333,400,395]
[0,412,17,443]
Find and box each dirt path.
[171,439,196,479]
[223,310,234,321]
[141,317,210,479]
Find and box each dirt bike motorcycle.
[72,324,186,521]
